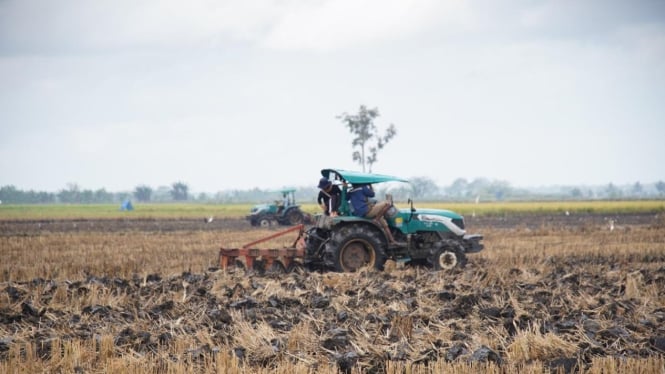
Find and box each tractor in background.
[246,189,307,227]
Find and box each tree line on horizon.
[1,178,664,205]
[4,105,664,204]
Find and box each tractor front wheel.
[258,216,271,228]
[429,240,467,271]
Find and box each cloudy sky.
[1,0,664,193]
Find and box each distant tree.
[570,187,583,199]
[409,177,439,199]
[487,180,512,200]
[656,181,665,196]
[0,186,57,203]
[170,182,189,201]
[446,178,469,199]
[468,178,491,197]
[605,183,621,199]
[80,189,95,203]
[58,183,81,203]
[152,186,173,202]
[631,182,643,197]
[93,189,113,203]
[0,185,19,203]
[134,185,153,202]
[338,105,397,173]
[379,184,412,201]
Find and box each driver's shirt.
[348,185,374,217]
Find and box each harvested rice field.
[1,212,664,373]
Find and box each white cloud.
[0,0,275,52]
[518,3,551,29]
[1,0,473,53]
[615,23,665,62]
[262,0,472,50]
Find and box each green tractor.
[304,168,484,272]
[247,188,307,227]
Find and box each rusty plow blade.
[218,224,306,271]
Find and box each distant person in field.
[317,177,341,216]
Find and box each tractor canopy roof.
[321,168,409,185]
[278,188,297,194]
[265,188,296,194]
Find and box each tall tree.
[58,183,81,203]
[605,183,621,199]
[656,181,665,196]
[170,182,189,201]
[446,178,469,198]
[134,185,153,202]
[338,105,396,172]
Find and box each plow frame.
[218,224,306,271]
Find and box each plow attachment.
[219,224,306,272]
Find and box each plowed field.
[1,212,664,373]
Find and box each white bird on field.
[609,219,615,231]
[182,280,189,302]
[205,216,214,223]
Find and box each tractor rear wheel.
[286,209,304,225]
[428,240,467,271]
[325,225,386,272]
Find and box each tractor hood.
[406,208,463,220]
[321,168,409,185]
[249,203,271,214]
[392,207,467,236]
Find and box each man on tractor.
[317,177,342,216]
[347,183,401,245]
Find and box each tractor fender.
[283,206,300,214]
[276,206,305,225]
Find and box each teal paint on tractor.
[321,168,409,184]
[249,203,279,215]
[304,168,484,272]
[389,208,463,235]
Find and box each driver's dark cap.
[318,177,332,189]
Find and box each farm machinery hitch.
[218,224,306,272]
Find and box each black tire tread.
[323,224,387,272]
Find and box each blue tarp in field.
[120,200,134,211]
